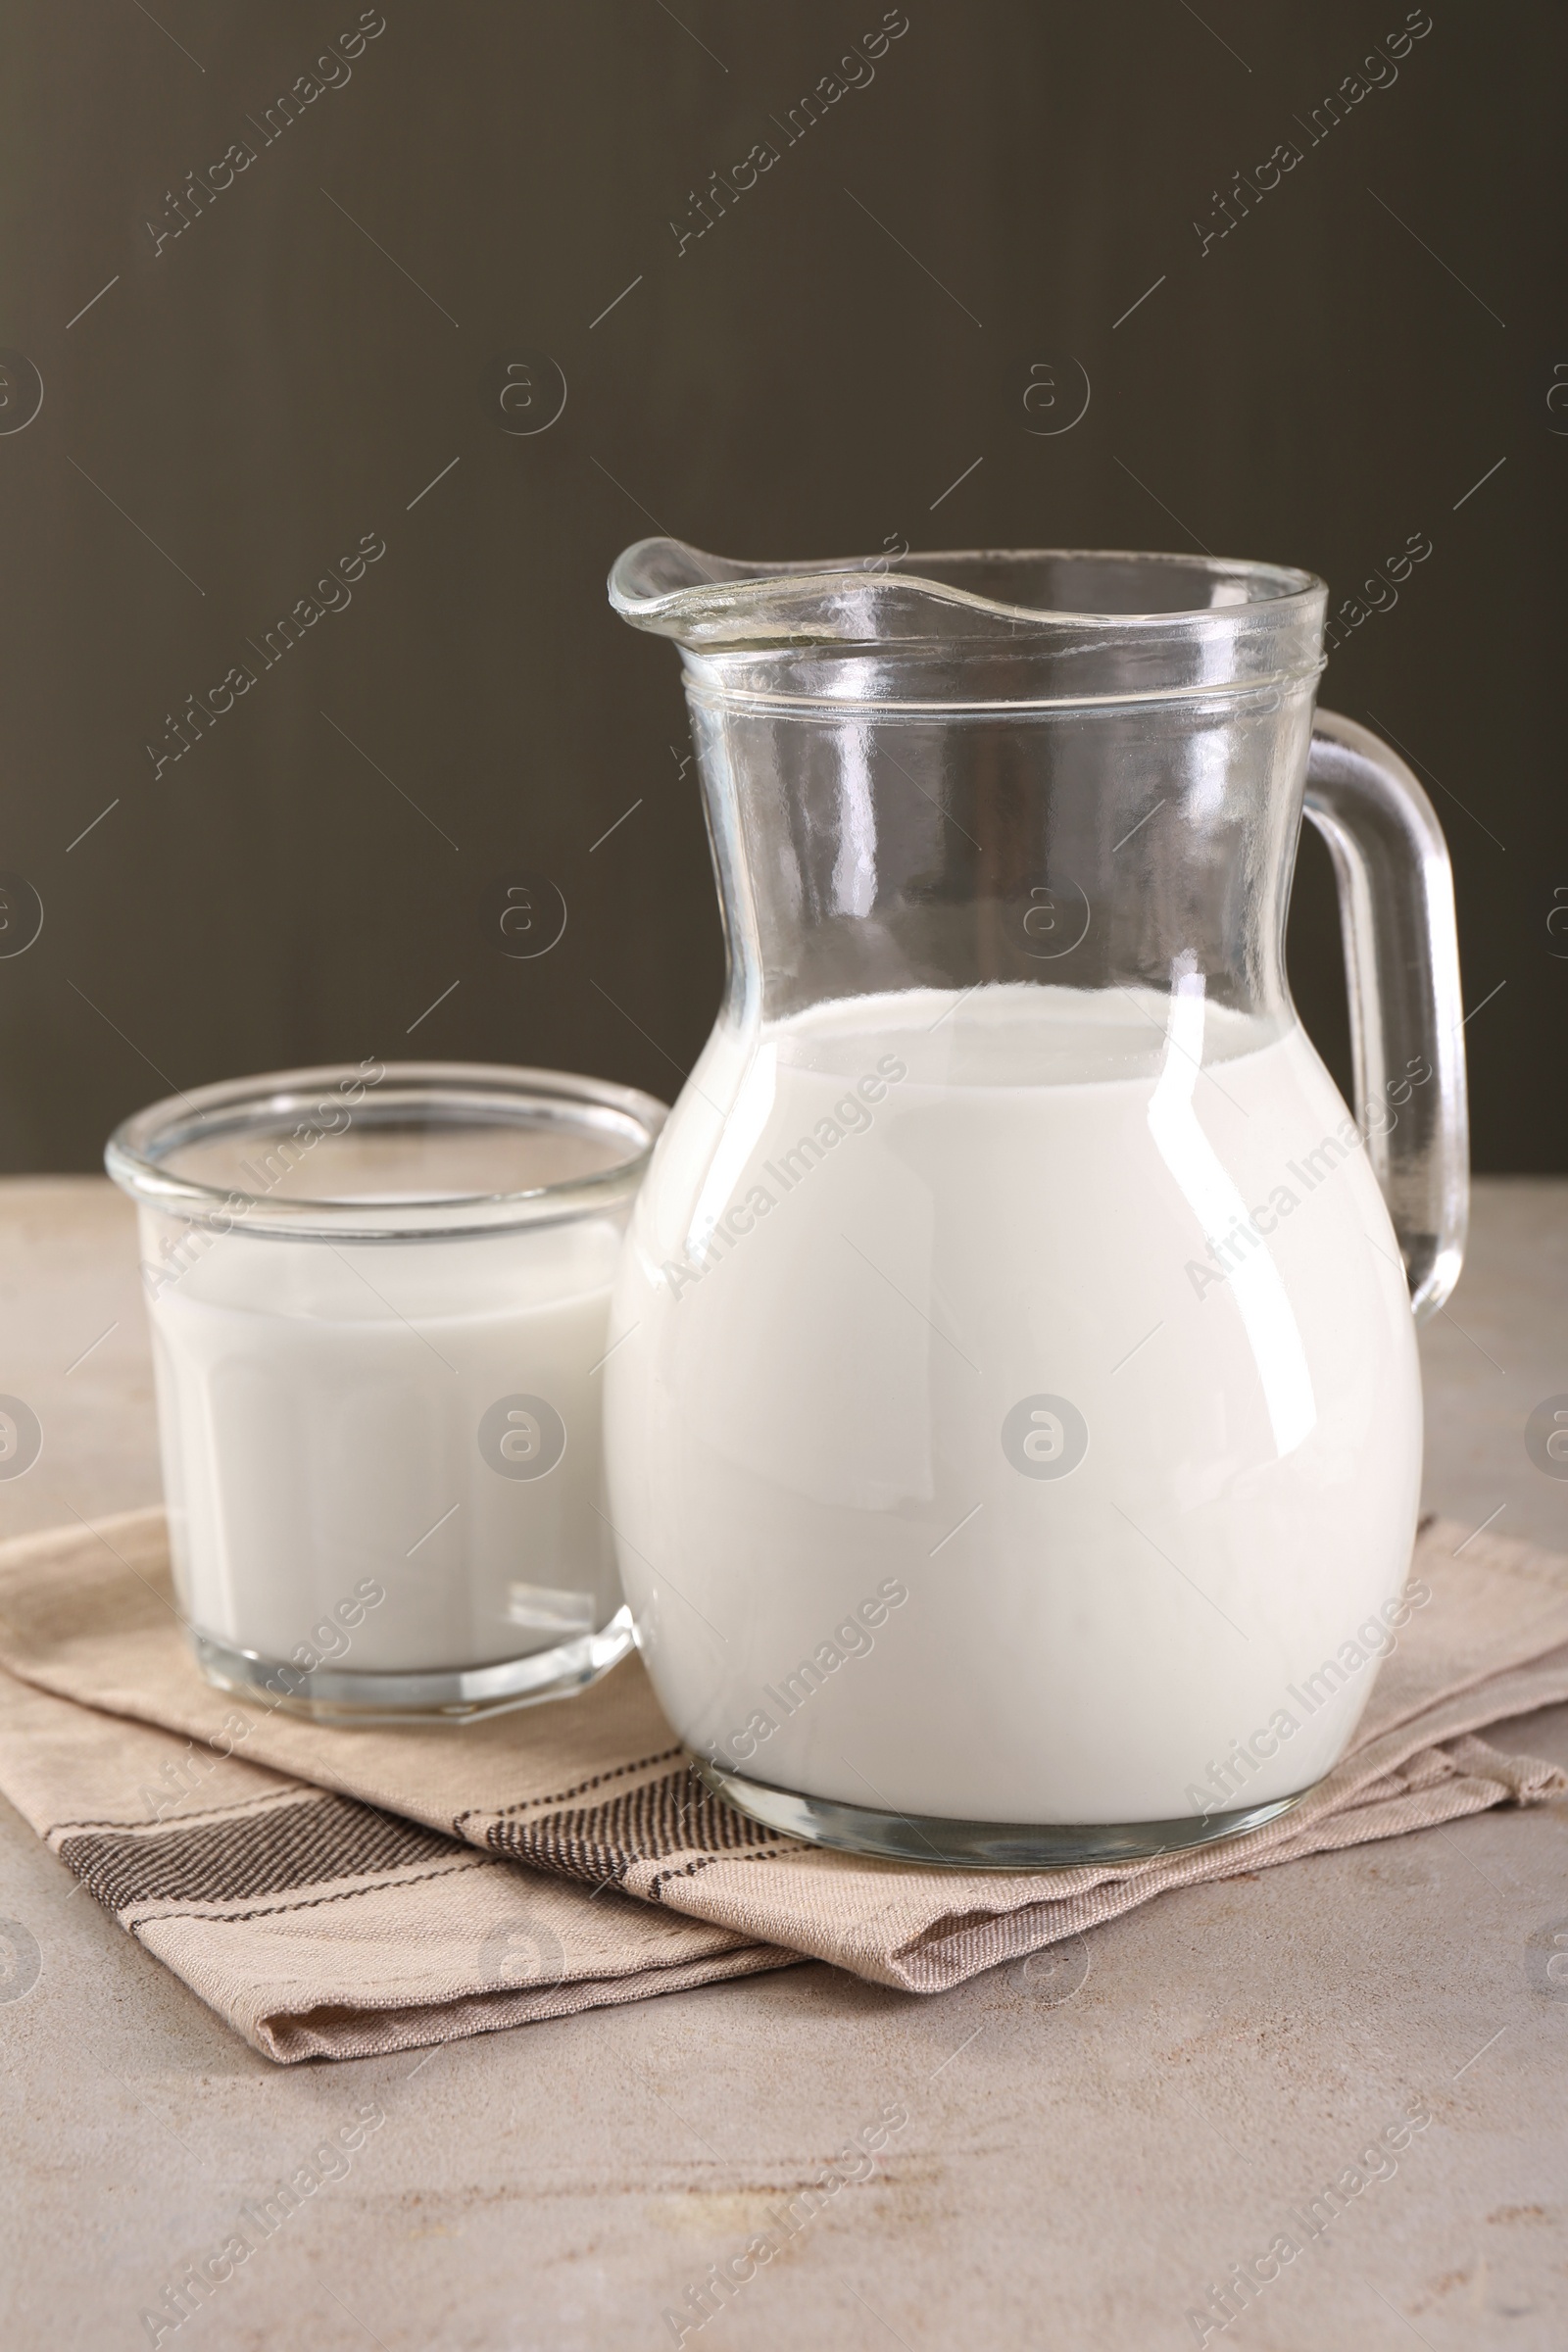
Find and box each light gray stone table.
[1,1177,1564,2351]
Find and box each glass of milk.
[602,538,1470,1868]
[107,1061,665,1721]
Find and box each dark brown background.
[1,0,1561,1172]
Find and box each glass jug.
[603,541,1468,1869]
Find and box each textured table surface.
[1,1175,1564,2352]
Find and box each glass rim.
[104,1059,668,1241]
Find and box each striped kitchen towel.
[0,1509,1564,2061]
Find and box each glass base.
[695,1758,1311,1870]
[191,1606,636,1724]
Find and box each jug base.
[695,1760,1310,1871]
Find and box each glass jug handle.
[1301,709,1469,1321]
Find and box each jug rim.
[610,538,1323,634]
[610,539,1327,710]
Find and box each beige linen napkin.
[0,1509,1564,2062]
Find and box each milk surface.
[145,1204,624,1675]
[604,984,1423,1824]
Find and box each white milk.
[145,1213,623,1675]
[604,984,1423,1825]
